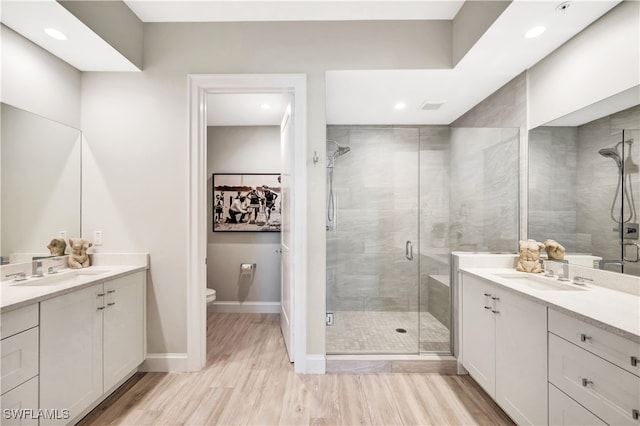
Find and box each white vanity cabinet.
[1,304,39,426]
[461,272,548,426]
[548,309,640,425]
[40,271,145,425]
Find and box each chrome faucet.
[6,272,27,282]
[32,260,44,277]
[598,259,623,271]
[548,259,569,281]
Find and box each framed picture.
[213,173,281,232]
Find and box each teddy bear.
[68,238,93,269]
[544,239,566,261]
[516,239,545,273]
[47,238,67,256]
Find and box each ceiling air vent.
[419,101,445,111]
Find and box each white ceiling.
[0,0,140,71]
[0,0,625,126]
[123,1,464,22]
[326,1,621,125]
[207,93,291,126]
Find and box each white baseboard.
[139,353,189,372]
[305,354,326,374]
[208,301,280,314]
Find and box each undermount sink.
[493,272,587,292]
[10,268,111,287]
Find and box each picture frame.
[212,173,282,232]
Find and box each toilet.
[206,288,217,304]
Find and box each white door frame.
[187,74,308,372]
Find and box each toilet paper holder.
[240,263,256,271]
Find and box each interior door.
[280,101,294,362]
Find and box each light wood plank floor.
[79,313,514,425]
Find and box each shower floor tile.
[326,310,450,354]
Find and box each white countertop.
[462,267,640,343]
[1,260,148,313]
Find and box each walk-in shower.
[325,125,520,355]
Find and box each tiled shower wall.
[326,126,520,315]
[529,105,640,276]
[528,127,579,251]
[449,127,520,253]
[577,105,639,276]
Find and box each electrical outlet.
[94,231,103,246]
[59,231,67,240]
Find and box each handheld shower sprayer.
[326,140,351,229]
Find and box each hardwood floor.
[79,313,514,425]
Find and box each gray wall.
[207,126,281,304]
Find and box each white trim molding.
[208,301,281,314]
[305,355,327,374]
[187,74,308,373]
[139,353,189,372]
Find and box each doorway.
[187,74,308,372]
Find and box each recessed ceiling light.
[260,103,271,110]
[44,28,67,41]
[525,26,546,39]
[395,102,406,110]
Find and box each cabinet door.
[103,272,145,392]
[40,284,103,425]
[461,273,496,396]
[495,288,548,426]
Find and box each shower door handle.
[406,241,414,261]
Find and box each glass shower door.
[622,128,639,276]
[326,126,420,354]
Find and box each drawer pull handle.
[491,310,500,314]
[581,378,593,387]
[632,356,638,367]
[580,333,591,342]
[97,306,105,311]
[107,302,115,306]
[484,306,492,310]
[107,290,116,294]
[97,293,105,297]
[483,292,492,297]
[633,409,639,420]
[491,296,500,301]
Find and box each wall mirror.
[1,103,82,264]
[528,87,640,276]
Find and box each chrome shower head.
[334,145,351,158]
[326,140,351,167]
[598,147,622,168]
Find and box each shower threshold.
[325,353,459,374]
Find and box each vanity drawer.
[549,383,606,426]
[0,376,39,425]
[1,327,39,395]
[1,304,38,340]
[549,309,640,376]
[549,333,640,425]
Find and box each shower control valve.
[623,223,639,240]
